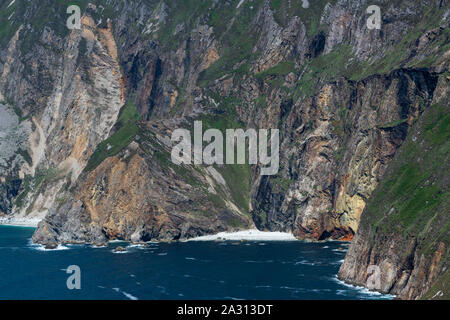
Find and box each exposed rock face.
[0,1,449,297]
[339,76,449,299]
[33,121,253,245]
[252,69,440,240]
[1,3,125,223]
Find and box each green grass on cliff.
[84,101,140,172]
[215,163,251,215]
[254,61,295,80]
[354,99,449,299]
[347,6,449,80]
[1,0,121,54]
[379,118,408,129]
[366,102,449,259]
[14,167,64,209]
[196,100,252,215]
[157,0,212,48]
[292,44,354,99]
[270,0,336,36]
[198,0,264,86]
[0,0,22,47]
[422,268,450,300]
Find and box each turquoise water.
[0,225,393,300]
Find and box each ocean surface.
[0,225,393,300]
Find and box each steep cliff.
[1,1,125,224]
[339,89,449,299]
[0,1,448,296]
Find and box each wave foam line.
[188,229,297,241]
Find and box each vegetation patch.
[198,0,264,86]
[84,101,140,172]
[348,7,449,80]
[255,61,295,80]
[254,95,267,109]
[157,0,212,49]
[293,44,354,99]
[422,269,450,300]
[269,0,336,36]
[216,163,251,215]
[270,176,291,193]
[365,103,449,258]
[379,118,408,129]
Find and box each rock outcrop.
[339,78,449,299]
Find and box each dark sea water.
[0,225,393,300]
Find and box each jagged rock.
[339,89,450,299]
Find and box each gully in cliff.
[171,121,279,175]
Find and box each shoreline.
[188,229,298,241]
[0,223,347,244]
[4,224,389,299]
[332,275,396,300]
[0,217,40,228]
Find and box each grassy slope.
[0,0,124,53]
[366,102,449,253]
[357,100,449,297]
[84,101,140,172]
[422,268,450,300]
[197,0,265,86]
[199,98,252,217]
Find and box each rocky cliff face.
[1,2,125,224]
[0,0,449,297]
[339,79,449,299]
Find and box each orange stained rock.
[339,234,354,241]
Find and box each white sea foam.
[0,217,40,227]
[109,240,128,244]
[112,250,128,254]
[331,259,345,265]
[254,285,272,288]
[188,229,297,241]
[332,275,395,299]
[332,248,347,254]
[122,291,138,300]
[127,244,146,248]
[26,238,70,251]
[32,244,70,251]
[112,288,138,300]
[295,259,316,266]
[244,260,275,264]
